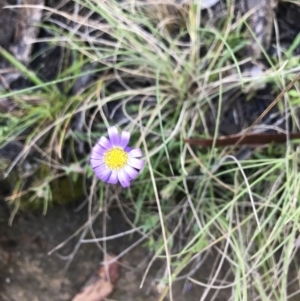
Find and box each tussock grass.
[2,0,300,300]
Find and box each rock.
[0,0,45,87]
[0,1,16,49]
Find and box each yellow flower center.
[104,147,128,170]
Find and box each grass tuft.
[1,0,300,300]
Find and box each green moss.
[1,161,85,212]
[50,174,85,205]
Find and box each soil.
[0,202,233,301]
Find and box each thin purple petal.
[93,165,112,182]
[91,143,106,156]
[117,169,130,188]
[108,126,120,146]
[119,131,130,148]
[99,136,112,150]
[129,148,142,158]
[125,146,131,152]
[124,165,139,180]
[128,158,144,170]
[107,171,118,184]
[90,149,104,160]
[90,157,104,169]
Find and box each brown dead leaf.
[72,254,120,301]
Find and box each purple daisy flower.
[90,126,144,188]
